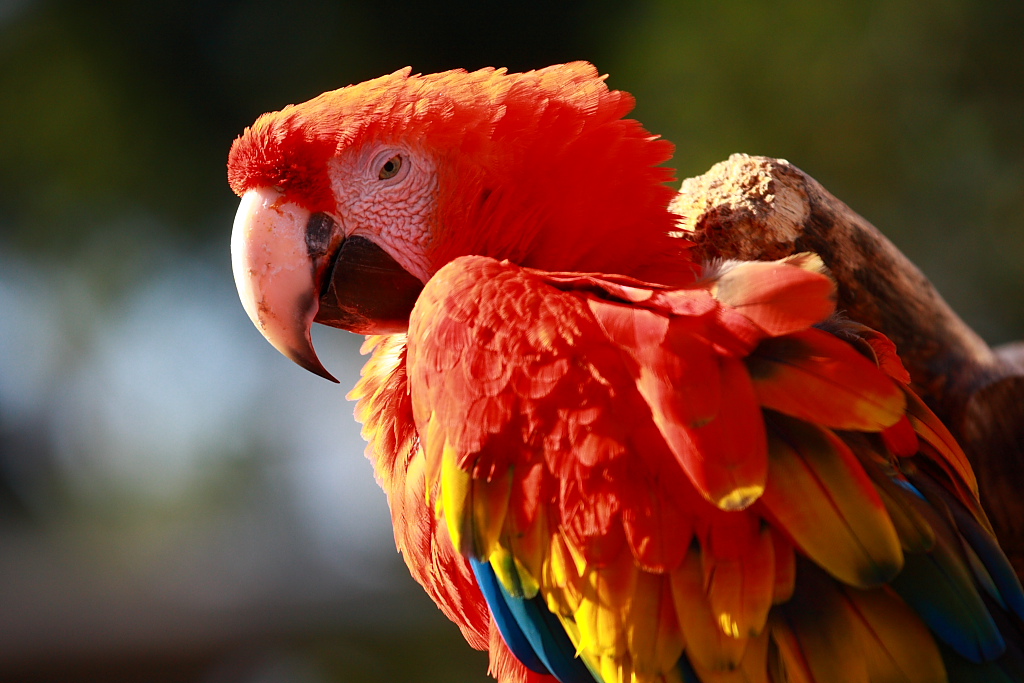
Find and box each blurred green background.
[0,0,1021,681]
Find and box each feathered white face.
[327,143,440,283]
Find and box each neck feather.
[428,118,698,285]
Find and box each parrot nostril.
[305,212,336,258]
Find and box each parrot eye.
[378,155,403,180]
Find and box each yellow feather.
[598,652,627,683]
[576,552,636,656]
[705,524,774,639]
[669,545,748,670]
[506,503,547,594]
[564,533,589,576]
[440,440,471,553]
[689,628,771,683]
[660,667,687,683]
[761,417,904,588]
[546,532,571,589]
[489,546,535,599]
[768,616,816,683]
[844,587,946,683]
[423,411,445,505]
[774,567,871,683]
[626,572,685,678]
[575,592,622,656]
[556,613,607,681]
[470,468,511,559]
[873,475,937,553]
[545,534,586,614]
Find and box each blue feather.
[471,558,597,683]
[890,528,1005,662]
[471,557,550,675]
[905,471,1024,620]
[938,638,1024,683]
[893,477,926,499]
[676,652,702,683]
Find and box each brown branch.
[673,154,1024,572]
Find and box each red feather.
[347,251,1021,682]
[234,64,1023,683]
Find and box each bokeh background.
[0,0,1022,681]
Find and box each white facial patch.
[328,146,439,283]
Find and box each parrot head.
[228,63,687,380]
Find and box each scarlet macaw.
[227,63,1024,682]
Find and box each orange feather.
[748,328,906,431]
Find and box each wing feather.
[747,328,906,431]
[710,255,836,336]
[361,254,1024,683]
[757,414,904,588]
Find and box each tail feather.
[472,557,597,683]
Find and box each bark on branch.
[673,154,1024,572]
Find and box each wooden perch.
[673,154,1024,573]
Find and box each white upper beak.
[230,187,338,382]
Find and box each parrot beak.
[231,187,425,382]
[231,187,339,382]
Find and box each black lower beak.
[314,235,424,335]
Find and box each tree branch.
[673,154,1024,572]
